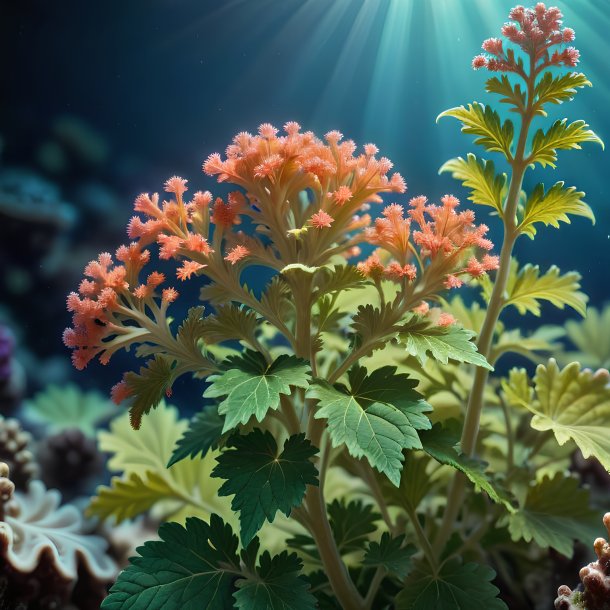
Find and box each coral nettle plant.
[64,4,608,609]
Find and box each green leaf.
[533,72,591,116]
[397,314,493,370]
[505,473,599,557]
[124,355,176,429]
[396,559,507,609]
[204,351,310,433]
[500,260,588,317]
[167,405,225,467]
[517,359,610,472]
[439,154,507,215]
[351,302,400,357]
[528,119,604,168]
[309,366,432,486]
[212,430,318,545]
[501,368,534,408]
[101,515,241,610]
[315,264,367,297]
[438,102,514,158]
[380,453,432,514]
[199,304,259,346]
[234,550,316,610]
[90,471,176,522]
[419,422,514,512]
[486,74,526,112]
[23,383,115,437]
[519,182,594,238]
[363,533,416,580]
[563,304,610,369]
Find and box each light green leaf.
[505,473,599,557]
[438,102,514,158]
[419,422,515,511]
[501,368,534,408]
[500,260,588,317]
[519,182,594,238]
[23,384,115,437]
[397,314,493,370]
[212,430,318,545]
[563,305,610,369]
[528,119,604,168]
[533,72,591,116]
[101,515,241,610]
[486,74,526,112]
[439,154,507,215]
[520,359,610,472]
[363,533,416,580]
[204,351,310,433]
[168,405,225,467]
[396,559,507,609]
[309,365,432,486]
[234,550,316,610]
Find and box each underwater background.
[1,1,609,608]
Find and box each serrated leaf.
[363,533,416,580]
[419,422,514,511]
[501,368,534,408]
[101,515,241,610]
[124,355,176,429]
[351,302,400,357]
[168,405,225,467]
[212,430,318,545]
[204,351,310,433]
[91,406,230,524]
[563,305,610,369]
[380,452,432,514]
[486,74,526,111]
[490,326,564,364]
[23,383,115,437]
[528,119,604,168]
[315,264,368,298]
[234,550,316,610]
[533,72,591,116]
[396,559,507,609]
[519,181,594,238]
[500,260,588,317]
[504,473,599,557]
[439,154,507,215]
[309,366,432,486]
[397,314,492,370]
[517,359,610,472]
[438,102,514,158]
[90,471,176,522]
[199,304,259,346]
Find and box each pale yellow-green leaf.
[501,368,534,409]
[439,154,507,216]
[91,404,231,524]
[528,119,604,168]
[438,102,514,158]
[490,326,564,364]
[499,259,587,317]
[520,359,610,472]
[532,72,591,117]
[561,305,610,369]
[519,182,594,238]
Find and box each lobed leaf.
[204,351,310,433]
[363,533,416,580]
[309,366,432,486]
[528,119,603,168]
[439,154,507,216]
[397,314,493,370]
[532,72,591,117]
[437,102,514,159]
[212,430,318,545]
[396,559,507,609]
[504,473,599,557]
[519,181,594,238]
[486,74,526,112]
[198,304,259,346]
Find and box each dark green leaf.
[419,422,514,511]
[363,533,416,580]
[101,515,240,610]
[328,499,381,554]
[167,405,225,467]
[212,430,318,545]
[396,559,507,609]
[204,351,310,432]
[234,551,316,610]
[309,366,432,486]
[199,304,259,346]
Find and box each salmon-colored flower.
[357,251,385,280]
[177,260,205,280]
[162,287,179,303]
[164,176,188,197]
[225,245,250,265]
[332,186,353,205]
[310,210,334,229]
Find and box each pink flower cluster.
[472,3,579,73]
[357,195,499,288]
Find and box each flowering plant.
[64,4,606,608]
